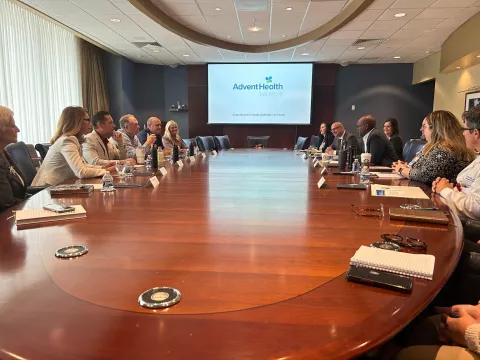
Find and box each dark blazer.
[137,128,164,149]
[364,128,399,166]
[0,152,25,214]
[318,132,334,151]
[331,131,360,153]
[389,134,404,161]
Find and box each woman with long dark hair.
[384,118,403,160]
[318,122,334,152]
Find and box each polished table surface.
[0,150,463,360]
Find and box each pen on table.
[416,207,438,211]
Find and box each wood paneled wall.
[187,64,339,148]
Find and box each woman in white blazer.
[32,107,114,186]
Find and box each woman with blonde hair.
[394,110,475,184]
[162,120,187,150]
[32,106,114,186]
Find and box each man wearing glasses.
[326,122,360,153]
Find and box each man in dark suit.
[327,122,360,153]
[138,117,165,149]
[357,115,398,166]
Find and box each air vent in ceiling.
[353,38,386,46]
[234,0,268,11]
[131,41,162,49]
[361,57,381,61]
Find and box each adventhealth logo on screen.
[232,76,283,90]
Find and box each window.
[0,0,82,144]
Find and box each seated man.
[83,111,133,166]
[117,114,156,158]
[326,122,360,153]
[357,115,398,166]
[433,106,480,222]
[138,117,165,149]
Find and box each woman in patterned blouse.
[393,111,476,184]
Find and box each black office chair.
[310,135,320,149]
[215,135,232,150]
[295,136,308,150]
[35,143,51,160]
[5,142,47,194]
[183,138,191,148]
[247,136,269,148]
[197,136,216,151]
[403,139,426,163]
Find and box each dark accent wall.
[164,66,189,138]
[187,64,339,148]
[134,64,165,129]
[334,64,435,143]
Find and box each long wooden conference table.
[0,149,463,359]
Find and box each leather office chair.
[295,136,308,150]
[197,136,216,151]
[5,142,47,194]
[247,136,269,148]
[215,135,232,150]
[35,143,51,160]
[26,144,42,167]
[183,138,191,148]
[403,139,426,163]
[310,135,320,149]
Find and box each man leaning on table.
[83,111,135,166]
[357,115,398,166]
[326,122,360,153]
[117,114,156,158]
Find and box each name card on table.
[317,177,326,189]
[158,167,168,176]
[303,153,308,160]
[313,160,320,168]
[211,150,217,156]
[189,156,196,163]
[145,176,160,188]
[320,166,327,175]
[176,160,184,167]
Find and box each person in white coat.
[432,106,480,223]
[82,111,134,166]
[32,107,114,186]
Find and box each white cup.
[333,150,337,155]
[361,153,372,163]
[135,148,146,164]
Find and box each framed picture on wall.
[465,90,480,111]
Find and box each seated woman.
[162,120,187,151]
[393,111,475,184]
[32,106,114,186]
[384,118,404,161]
[318,123,334,152]
[0,106,25,213]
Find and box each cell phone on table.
[43,204,75,213]
[346,265,413,293]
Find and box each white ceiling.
[19,0,480,65]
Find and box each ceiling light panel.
[377,8,423,20]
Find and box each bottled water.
[101,171,115,192]
[352,159,360,173]
[146,155,152,170]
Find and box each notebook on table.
[389,208,449,225]
[350,245,435,280]
[49,185,94,195]
[15,205,87,226]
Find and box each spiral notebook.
[350,246,435,280]
[15,205,86,226]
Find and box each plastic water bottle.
[101,171,115,192]
[146,155,152,170]
[352,159,360,173]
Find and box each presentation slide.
[208,63,313,125]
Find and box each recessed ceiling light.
[214,7,221,11]
[426,50,431,54]
[110,18,121,23]
[301,53,309,56]
[357,46,366,50]
[456,66,461,69]
[476,55,480,58]
[248,19,262,32]
[394,13,406,18]
[183,54,190,57]
[393,56,401,59]
[153,50,160,53]
[226,35,231,39]
[285,7,293,11]
[281,34,287,38]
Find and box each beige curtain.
[80,39,109,115]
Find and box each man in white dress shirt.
[83,111,133,166]
[117,114,156,159]
[433,106,480,224]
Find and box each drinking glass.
[115,162,126,178]
[124,163,134,177]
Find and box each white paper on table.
[371,184,429,199]
[370,166,392,171]
[370,172,403,179]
